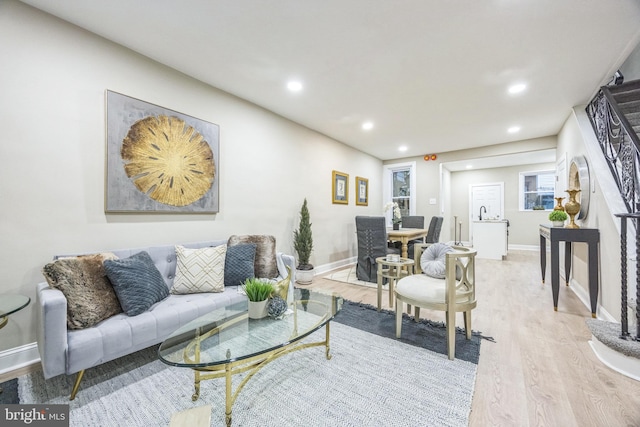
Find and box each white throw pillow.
[171,245,227,294]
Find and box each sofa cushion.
[224,243,256,286]
[420,243,453,279]
[228,235,278,278]
[104,251,169,316]
[42,253,122,330]
[170,245,227,294]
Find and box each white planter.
[552,221,565,227]
[296,268,314,285]
[248,300,269,319]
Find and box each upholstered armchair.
[394,243,477,360]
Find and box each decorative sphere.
[267,296,288,319]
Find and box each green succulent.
[241,278,274,302]
[548,210,568,221]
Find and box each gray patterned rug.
[13,319,478,426]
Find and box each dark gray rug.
[334,300,488,364]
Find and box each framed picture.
[356,176,368,206]
[332,170,349,204]
[105,90,219,213]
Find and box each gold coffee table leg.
[325,322,332,360]
[225,361,232,427]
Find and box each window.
[520,170,555,211]
[383,162,416,223]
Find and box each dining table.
[387,227,430,259]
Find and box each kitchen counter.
[472,219,508,260]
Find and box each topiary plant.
[293,198,314,270]
[548,210,568,222]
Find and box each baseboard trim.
[0,342,40,376]
[313,257,357,276]
[568,277,615,321]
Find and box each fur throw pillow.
[42,252,122,329]
[227,235,278,279]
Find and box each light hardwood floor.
[4,250,640,426]
[304,250,640,427]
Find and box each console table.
[539,225,600,317]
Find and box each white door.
[469,183,504,238]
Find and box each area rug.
[324,265,378,288]
[15,320,478,426]
[335,299,485,364]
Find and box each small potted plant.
[242,278,274,319]
[294,198,314,285]
[548,210,568,227]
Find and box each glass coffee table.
[158,288,343,427]
[0,294,30,330]
[0,294,30,394]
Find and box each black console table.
[539,225,600,317]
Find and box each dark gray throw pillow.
[104,251,169,316]
[224,243,256,286]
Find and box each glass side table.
[0,294,30,394]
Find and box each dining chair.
[355,216,400,283]
[394,243,477,360]
[426,216,444,243]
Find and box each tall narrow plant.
[293,198,313,270]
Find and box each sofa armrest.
[276,252,296,304]
[36,282,68,378]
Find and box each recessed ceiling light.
[362,121,374,131]
[466,165,473,169]
[398,146,408,152]
[287,81,303,92]
[508,83,527,94]
[508,126,521,133]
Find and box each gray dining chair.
[355,216,400,283]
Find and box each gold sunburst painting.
[106,91,219,213]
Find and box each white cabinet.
[472,220,508,260]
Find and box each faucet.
[479,206,486,220]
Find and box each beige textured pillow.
[42,252,122,330]
[227,235,278,278]
[170,245,227,294]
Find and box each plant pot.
[248,300,269,319]
[296,268,314,285]
[393,223,400,230]
[552,221,564,227]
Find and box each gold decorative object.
[272,265,291,301]
[121,115,215,207]
[564,188,581,228]
[554,197,565,211]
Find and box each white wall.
[0,1,383,351]
[384,136,557,244]
[556,108,628,321]
[449,163,555,246]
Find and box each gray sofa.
[35,239,295,399]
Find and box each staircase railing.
[586,83,640,339]
[586,85,640,214]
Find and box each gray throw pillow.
[42,253,122,330]
[420,243,454,279]
[227,235,278,279]
[104,251,169,316]
[224,243,257,286]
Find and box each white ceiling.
[18,0,640,161]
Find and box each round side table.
[0,294,30,394]
[376,257,415,311]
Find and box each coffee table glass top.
[0,294,30,317]
[158,289,343,368]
